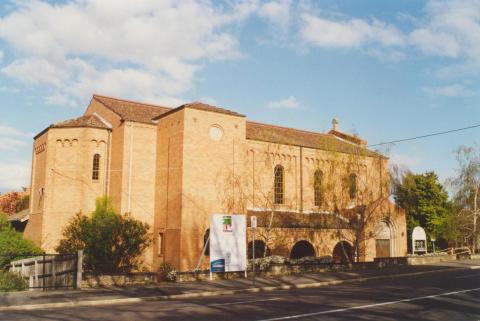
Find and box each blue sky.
[0,0,478,193]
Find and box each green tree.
[56,197,151,273]
[0,212,42,269]
[393,171,451,249]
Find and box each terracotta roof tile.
[52,114,110,129]
[246,121,382,158]
[152,101,244,120]
[93,95,171,124]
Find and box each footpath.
[1,259,479,311]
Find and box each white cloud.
[268,95,300,109]
[422,84,475,97]
[0,0,251,106]
[0,50,3,63]
[0,124,32,138]
[409,29,460,58]
[0,161,30,191]
[389,153,421,170]
[300,14,405,48]
[258,0,291,29]
[0,124,33,151]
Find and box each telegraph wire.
[367,124,480,148]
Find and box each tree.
[0,212,42,269]
[393,171,451,249]
[0,192,21,215]
[448,146,480,253]
[56,197,151,273]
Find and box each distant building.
[25,95,407,271]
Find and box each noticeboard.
[210,214,246,273]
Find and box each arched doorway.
[375,221,391,258]
[290,240,316,259]
[375,218,398,258]
[332,241,353,263]
[248,240,270,259]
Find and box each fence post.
[51,256,56,288]
[76,250,83,289]
[42,253,46,292]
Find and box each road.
[5,267,480,321]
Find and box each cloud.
[268,95,300,109]
[389,153,421,170]
[0,161,30,191]
[409,0,480,61]
[0,124,33,151]
[422,84,475,97]
[258,0,291,29]
[0,0,251,106]
[300,13,405,48]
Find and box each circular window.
[209,125,224,141]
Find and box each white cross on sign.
[251,216,257,229]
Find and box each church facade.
[25,95,407,271]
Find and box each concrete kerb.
[0,266,469,312]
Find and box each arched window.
[274,165,284,205]
[92,154,100,180]
[314,170,324,207]
[348,173,357,199]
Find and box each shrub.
[0,213,42,270]
[56,197,151,273]
[157,262,177,282]
[0,270,27,292]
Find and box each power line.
[368,124,480,148]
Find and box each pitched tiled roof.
[152,101,245,120]
[246,121,382,158]
[52,114,110,129]
[93,95,171,124]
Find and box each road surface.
[5,267,480,321]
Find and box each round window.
[209,125,224,141]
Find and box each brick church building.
[24,95,407,271]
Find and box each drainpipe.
[127,122,134,213]
[300,146,303,213]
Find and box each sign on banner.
[210,214,247,273]
[251,216,257,229]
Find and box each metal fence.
[5,251,83,291]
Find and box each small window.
[158,232,164,256]
[274,165,284,205]
[314,170,324,207]
[349,173,357,199]
[92,154,100,180]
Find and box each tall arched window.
[274,165,284,205]
[314,170,324,207]
[92,154,100,180]
[348,173,357,199]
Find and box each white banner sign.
[210,214,246,272]
[412,226,427,253]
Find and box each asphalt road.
[5,267,480,321]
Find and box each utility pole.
[251,216,257,287]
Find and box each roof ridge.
[93,94,173,110]
[247,120,329,137]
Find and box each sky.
[0,0,479,194]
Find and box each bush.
[157,262,177,282]
[56,197,151,273]
[0,213,42,270]
[0,270,27,292]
